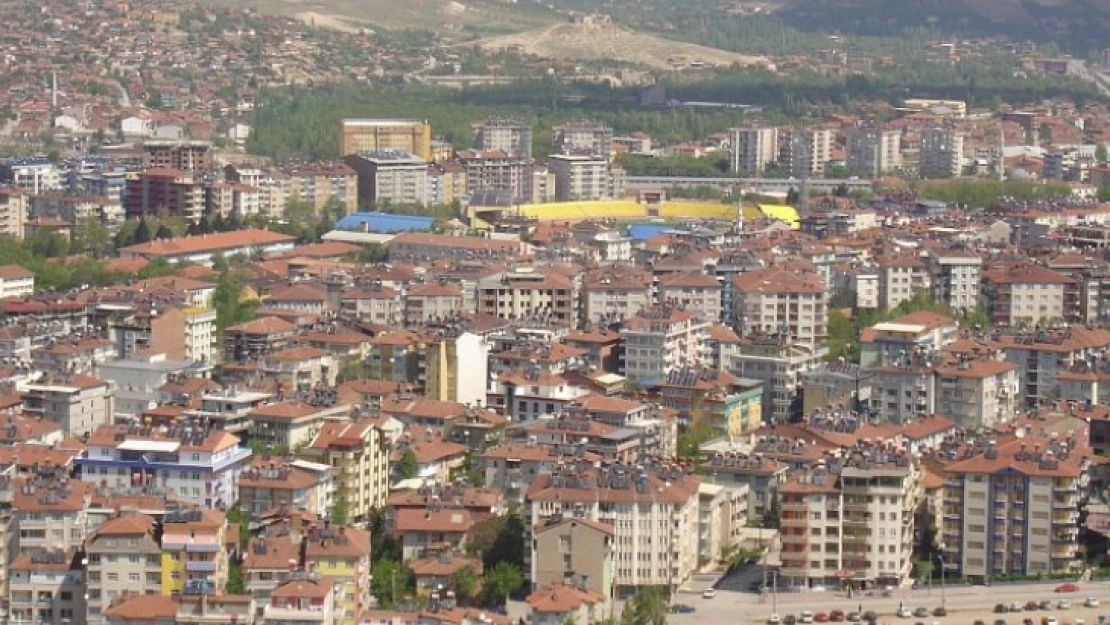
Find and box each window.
[107,573,118,582]
[128,573,140,583]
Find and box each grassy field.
[210,0,559,34]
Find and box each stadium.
[465,197,797,229]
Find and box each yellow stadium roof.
[477,199,761,223]
[758,204,800,229]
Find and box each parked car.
[670,605,695,614]
[768,615,781,625]
[898,608,912,618]
[1011,604,1025,613]
[914,608,929,618]
[1026,602,1040,611]
[815,613,829,623]
[975,620,987,625]
[997,606,1011,614]
[846,613,860,623]
[1040,601,1054,610]
[702,589,717,599]
[784,615,797,625]
[1043,617,1059,625]
[994,620,1008,625]
[1057,584,1080,594]
[1024,618,1035,625]
[830,610,845,622]
[933,607,947,617]
[862,611,877,622]
[1057,601,1071,610]
[802,611,815,624]
[1084,599,1100,608]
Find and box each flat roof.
[117,440,181,453]
[872,322,927,334]
[291,459,331,473]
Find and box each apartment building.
[934,355,1020,429]
[549,155,613,201]
[0,264,34,299]
[477,267,577,325]
[778,443,920,589]
[404,282,465,325]
[552,121,613,160]
[581,268,653,327]
[238,459,332,516]
[926,250,983,312]
[981,263,1078,327]
[699,451,786,520]
[867,354,937,425]
[247,401,349,450]
[456,150,530,202]
[941,434,1086,582]
[8,550,85,625]
[12,473,91,555]
[531,516,615,617]
[525,461,702,595]
[161,508,229,596]
[778,127,833,177]
[732,268,828,348]
[85,513,164,625]
[76,423,251,509]
[304,419,391,523]
[658,271,724,322]
[142,140,213,172]
[0,189,29,239]
[204,183,263,219]
[282,162,359,215]
[21,373,113,435]
[344,150,430,207]
[123,169,205,221]
[919,126,965,178]
[262,576,337,625]
[119,229,296,267]
[620,306,709,380]
[340,119,432,160]
[423,331,491,407]
[304,526,371,625]
[29,193,124,229]
[473,118,534,159]
[388,232,518,263]
[875,254,931,310]
[859,311,957,367]
[994,326,1110,407]
[732,333,828,423]
[425,163,468,205]
[728,125,778,176]
[846,126,902,177]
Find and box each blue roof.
[626,224,686,241]
[336,212,435,233]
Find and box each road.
[1068,61,1110,99]
[669,580,1110,625]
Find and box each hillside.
[469,22,771,70]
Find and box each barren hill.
[470,22,771,70]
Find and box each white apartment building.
[731,335,828,423]
[867,360,937,425]
[934,356,1019,429]
[942,434,1086,581]
[525,462,703,595]
[478,267,578,326]
[876,255,931,310]
[12,475,92,555]
[345,150,430,207]
[76,423,252,508]
[779,445,919,589]
[927,251,983,312]
[488,370,591,422]
[549,155,611,201]
[21,374,114,436]
[581,269,653,327]
[0,190,29,239]
[0,265,34,299]
[657,272,724,323]
[473,118,534,159]
[846,127,902,177]
[620,306,709,380]
[981,264,1076,328]
[919,126,965,178]
[732,268,828,348]
[729,126,779,176]
[995,326,1110,407]
[8,550,86,625]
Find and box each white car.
[768,615,781,625]
[801,611,814,623]
[702,588,717,599]
[896,608,912,618]
[1085,598,1101,608]
[1045,617,1059,625]
[1057,600,1071,610]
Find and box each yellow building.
[304,420,391,523]
[160,508,229,596]
[304,526,372,625]
[341,119,432,160]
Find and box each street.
[668,580,1110,625]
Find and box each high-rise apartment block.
[846,127,903,177]
[552,121,613,161]
[920,126,965,178]
[473,118,534,159]
[729,126,779,176]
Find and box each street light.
[937,544,947,607]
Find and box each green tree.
[211,253,230,273]
[622,588,669,625]
[370,559,408,609]
[484,512,525,570]
[134,218,152,244]
[27,231,70,258]
[480,562,523,607]
[136,257,178,279]
[213,272,258,331]
[368,508,402,563]
[155,224,174,240]
[1099,186,1110,203]
[1096,144,1108,164]
[915,559,935,586]
[330,482,350,526]
[226,561,245,594]
[761,493,781,529]
[449,565,481,605]
[72,217,112,258]
[396,448,419,479]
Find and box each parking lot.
[666,580,1110,625]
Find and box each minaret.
[51,70,57,109]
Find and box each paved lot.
[668,580,1110,625]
